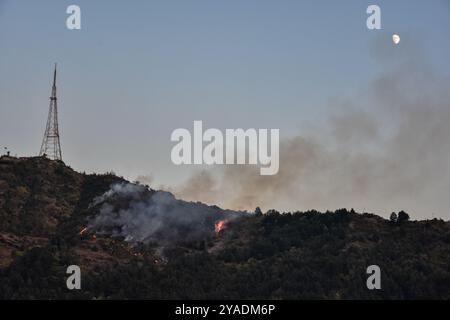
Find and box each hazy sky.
[1,1,450,218]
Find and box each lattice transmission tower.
[39,64,62,161]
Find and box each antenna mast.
[39,64,62,160]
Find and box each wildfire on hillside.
[215,220,226,235]
[79,227,97,240]
[79,227,88,236]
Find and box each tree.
[397,211,410,223]
[390,212,398,223]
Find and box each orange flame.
[79,227,88,235]
[215,220,225,235]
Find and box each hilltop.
[0,156,449,299]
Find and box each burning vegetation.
[85,183,243,248]
[215,220,226,235]
[79,227,88,236]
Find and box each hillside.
[0,156,449,299]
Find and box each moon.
[392,34,401,45]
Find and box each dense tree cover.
[1,209,449,299]
[0,157,450,299]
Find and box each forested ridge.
[0,156,449,299]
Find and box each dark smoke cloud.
[174,43,450,220]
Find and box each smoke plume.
[87,182,242,246]
[174,42,450,220]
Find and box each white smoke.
[87,182,242,246]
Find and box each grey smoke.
[135,174,154,186]
[174,42,450,220]
[87,182,242,246]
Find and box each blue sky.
[1,1,450,216]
